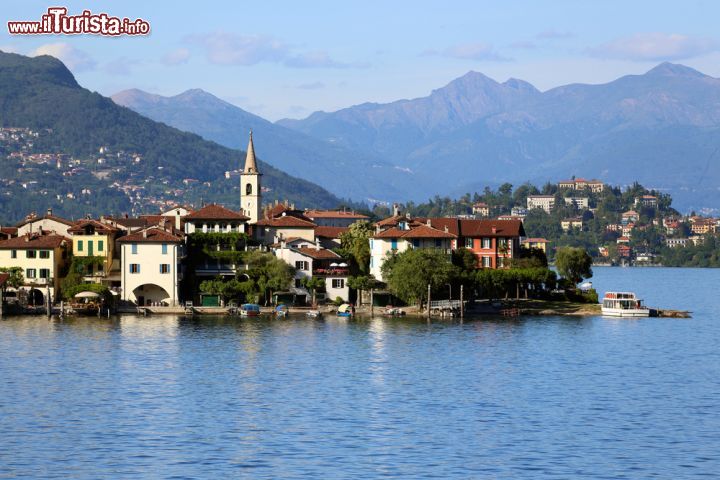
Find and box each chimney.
[492,226,497,234]
[392,203,400,216]
[142,229,148,238]
[315,237,321,251]
[444,225,448,233]
[426,219,431,227]
[47,208,52,216]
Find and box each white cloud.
[32,43,96,71]
[188,31,364,69]
[162,48,191,65]
[423,42,511,61]
[188,32,288,65]
[588,33,719,61]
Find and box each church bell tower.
[240,131,262,224]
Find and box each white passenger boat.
[601,292,650,317]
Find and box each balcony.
[313,267,349,276]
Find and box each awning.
[74,291,100,298]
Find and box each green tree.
[338,221,374,274]
[244,251,295,305]
[301,276,326,305]
[347,274,380,306]
[555,247,593,285]
[0,266,24,290]
[381,249,457,307]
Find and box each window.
[465,238,473,248]
[26,268,36,278]
[98,240,104,252]
[11,250,16,259]
[412,239,420,248]
[130,264,140,274]
[498,257,505,268]
[131,243,138,254]
[391,239,398,250]
[246,183,252,195]
[483,257,491,268]
[77,240,83,252]
[332,279,345,289]
[26,250,36,259]
[295,261,309,271]
[295,278,302,288]
[160,264,170,274]
[39,268,50,279]
[39,250,50,259]
[369,239,374,250]
[482,238,491,249]
[435,239,441,248]
[161,244,168,255]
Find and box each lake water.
[1,267,719,479]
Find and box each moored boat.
[601,292,650,317]
[275,304,288,317]
[240,303,261,317]
[306,309,322,318]
[336,303,354,317]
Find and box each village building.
[526,195,555,213]
[117,227,184,306]
[621,210,639,225]
[510,206,528,218]
[314,226,348,249]
[304,209,369,227]
[635,195,658,209]
[255,210,317,244]
[472,202,491,217]
[0,233,70,305]
[15,209,73,237]
[275,241,350,303]
[665,238,688,248]
[690,217,716,235]
[67,219,120,287]
[183,204,250,234]
[563,197,589,209]
[561,217,584,232]
[558,178,605,193]
[522,238,548,253]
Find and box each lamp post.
[447,283,452,301]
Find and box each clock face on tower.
[246,183,252,195]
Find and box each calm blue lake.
[1,267,719,479]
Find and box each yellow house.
[67,220,120,284]
[522,238,548,253]
[0,233,71,305]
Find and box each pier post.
[370,288,374,316]
[46,283,51,318]
[460,285,464,319]
[427,284,431,318]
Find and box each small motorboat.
[275,304,288,318]
[336,303,354,317]
[306,309,322,319]
[601,292,650,317]
[383,306,405,317]
[240,303,261,317]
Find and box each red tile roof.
[459,219,525,237]
[15,214,74,228]
[304,210,369,219]
[374,224,456,239]
[67,219,119,234]
[0,234,69,249]
[264,203,296,219]
[0,227,18,237]
[314,226,349,238]
[117,228,183,243]
[185,204,249,221]
[256,214,316,228]
[294,247,343,260]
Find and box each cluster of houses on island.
[0,135,535,308]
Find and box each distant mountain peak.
[646,62,706,78]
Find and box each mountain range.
[0,51,345,223]
[111,88,414,201]
[277,62,720,211]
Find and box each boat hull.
[601,307,650,317]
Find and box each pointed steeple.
[243,130,259,174]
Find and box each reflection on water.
[0,267,719,479]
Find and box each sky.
[3,0,720,120]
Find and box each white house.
[275,241,350,303]
[526,195,556,213]
[117,228,184,306]
[303,210,369,227]
[184,204,249,234]
[369,223,455,282]
[563,197,589,209]
[15,209,74,237]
